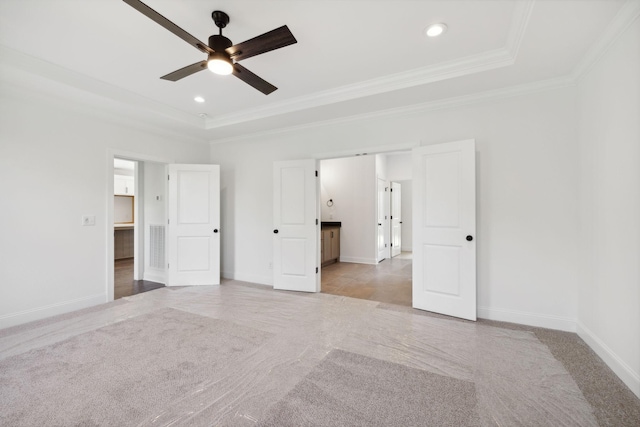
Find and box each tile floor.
[321,252,412,307]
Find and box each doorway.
[318,152,413,306]
[110,156,167,300]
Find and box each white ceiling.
[0,0,635,143]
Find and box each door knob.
[273,229,279,234]
[213,229,218,233]
[378,223,382,226]
[466,235,473,241]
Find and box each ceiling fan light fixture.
[425,23,447,37]
[207,53,233,75]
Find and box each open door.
[377,178,389,262]
[167,164,220,286]
[412,140,476,321]
[273,159,320,292]
[391,182,402,257]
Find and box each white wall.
[320,156,377,264]
[211,87,580,331]
[143,161,167,283]
[576,18,640,398]
[0,85,209,328]
[386,152,412,181]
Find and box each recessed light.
[425,23,447,37]
[194,96,205,103]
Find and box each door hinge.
[390,215,393,219]
[167,263,170,269]
[390,243,393,247]
[316,267,319,273]
[167,219,170,224]
[315,170,318,177]
[167,174,170,180]
[316,218,318,225]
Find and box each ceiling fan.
[123,0,297,95]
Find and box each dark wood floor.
[320,253,412,307]
[115,258,165,300]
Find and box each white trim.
[209,76,574,145]
[204,1,534,132]
[478,306,576,332]
[571,0,640,82]
[315,141,420,160]
[143,271,166,284]
[205,49,514,131]
[0,46,204,129]
[577,321,640,399]
[107,150,174,302]
[0,294,106,329]
[0,75,208,145]
[505,0,535,58]
[338,257,378,265]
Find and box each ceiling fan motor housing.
[209,34,233,52]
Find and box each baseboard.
[477,306,576,332]
[143,271,165,284]
[338,256,378,265]
[577,321,640,399]
[0,293,106,329]
[223,271,272,286]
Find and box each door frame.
[314,141,420,290]
[390,181,402,257]
[106,149,174,302]
[313,138,478,320]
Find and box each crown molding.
[506,0,535,58]
[0,45,206,130]
[571,0,640,82]
[205,48,514,130]
[209,75,574,146]
[204,0,534,131]
[1,67,209,146]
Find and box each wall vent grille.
[150,225,165,269]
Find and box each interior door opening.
[112,157,166,300]
[318,152,413,307]
[276,140,476,321]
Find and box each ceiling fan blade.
[232,63,277,95]
[161,61,208,81]
[226,25,297,62]
[123,0,212,55]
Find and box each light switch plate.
[82,215,96,226]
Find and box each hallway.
[320,252,412,307]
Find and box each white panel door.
[377,178,388,262]
[391,182,402,257]
[412,140,476,320]
[273,160,319,292]
[167,164,220,286]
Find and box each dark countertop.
[321,221,341,228]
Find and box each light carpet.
[0,307,271,426]
[259,348,481,426]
